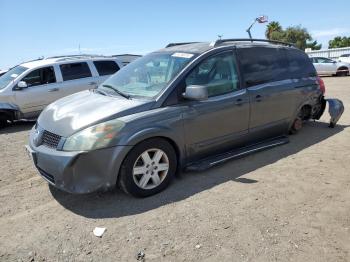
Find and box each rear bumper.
[27,127,132,194]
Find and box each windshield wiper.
[102,84,131,99]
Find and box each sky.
[1,0,350,69]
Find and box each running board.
[186,136,289,172]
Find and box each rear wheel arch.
[336,66,349,76]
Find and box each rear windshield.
[0,66,28,90]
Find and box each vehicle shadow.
[50,121,349,219]
[0,120,35,135]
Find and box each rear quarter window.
[237,46,289,87]
[93,60,120,76]
[286,49,317,78]
[60,62,92,81]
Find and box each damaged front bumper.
[26,127,132,194]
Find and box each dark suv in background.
[28,39,335,197]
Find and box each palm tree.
[265,21,282,39]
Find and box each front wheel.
[119,138,177,197]
[0,115,9,129]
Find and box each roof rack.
[165,42,200,48]
[47,54,110,59]
[211,38,295,47]
[112,54,141,57]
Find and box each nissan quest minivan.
[27,39,341,197]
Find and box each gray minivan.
[27,39,341,197]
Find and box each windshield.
[0,66,28,90]
[99,52,196,98]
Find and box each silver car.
[27,40,343,197]
[311,57,349,76]
[0,55,139,127]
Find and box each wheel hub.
[132,148,169,190]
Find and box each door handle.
[89,82,97,86]
[235,98,244,105]
[48,88,59,92]
[255,95,262,102]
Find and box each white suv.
[0,55,139,127]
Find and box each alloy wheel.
[132,148,170,190]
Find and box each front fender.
[118,124,186,168]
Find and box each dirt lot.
[0,77,349,262]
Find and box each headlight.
[62,119,125,151]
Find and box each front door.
[181,51,250,161]
[15,66,62,118]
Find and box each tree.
[329,36,350,49]
[265,21,282,40]
[265,23,314,50]
[306,40,322,50]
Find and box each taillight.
[317,76,326,94]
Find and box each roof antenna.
[217,34,223,40]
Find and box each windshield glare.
[0,66,28,90]
[100,52,196,98]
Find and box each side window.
[185,52,240,97]
[286,49,317,78]
[93,61,120,76]
[237,47,289,87]
[60,62,92,81]
[22,67,56,87]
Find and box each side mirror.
[15,81,28,90]
[183,85,208,101]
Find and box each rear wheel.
[336,67,349,76]
[119,138,177,197]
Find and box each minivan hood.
[38,90,154,137]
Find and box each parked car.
[0,55,139,127]
[112,54,141,66]
[338,54,350,64]
[0,69,8,77]
[28,39,335,197]
[310,57,349,76]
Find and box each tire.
[336,68,349,77]
[0,114,9,129]
[119,138,177,197]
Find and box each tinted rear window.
[93,60,120,76]
[60,62,92,81]
[237,47,289,87]
[286,49,317,78]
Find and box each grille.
[37,167,55,184]
[41,130,62,149]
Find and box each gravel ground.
[0,77,349,262]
